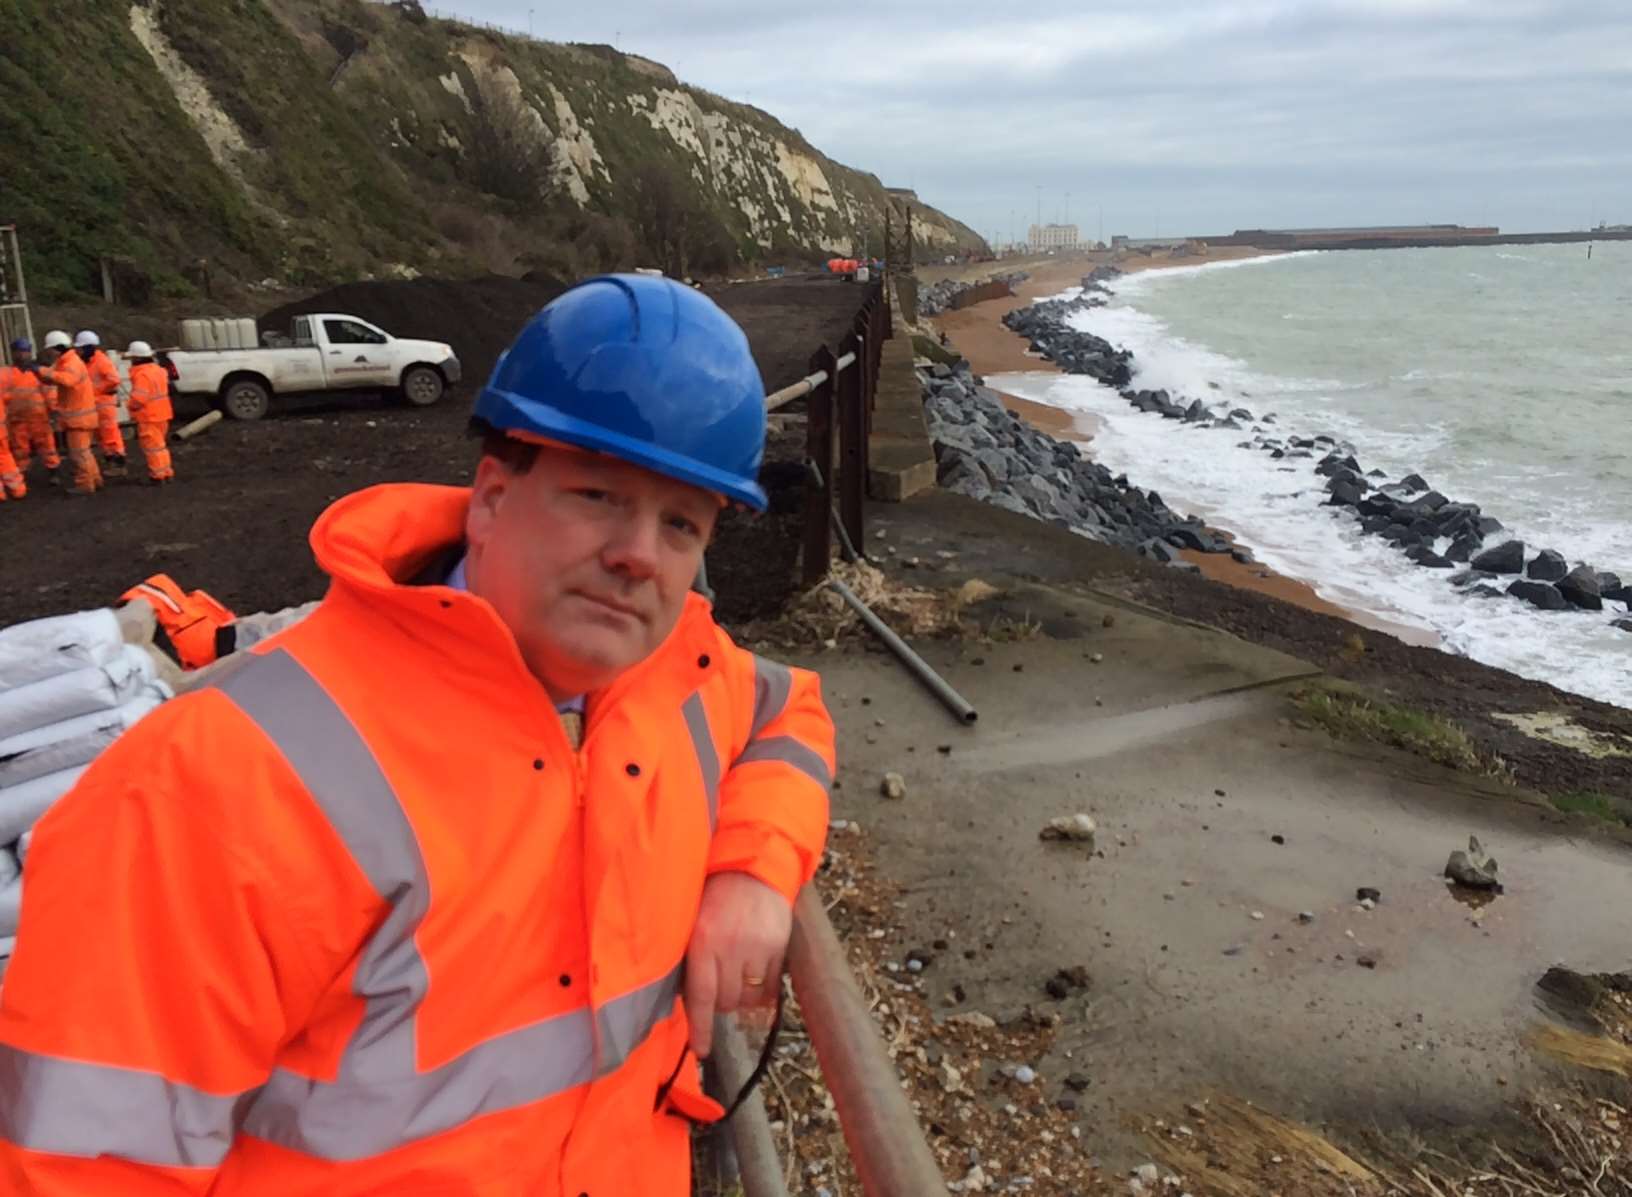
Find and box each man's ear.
[466,455,513,551]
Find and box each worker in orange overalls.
[124,341,175,484]
[76,329,128,475]
[0,276,836,1194]
[0,383,23,501]
[2,338,62,480]
[39,329,102,495]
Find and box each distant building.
[1028,223,1079,252]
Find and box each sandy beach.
[924,248,1439,644]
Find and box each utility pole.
[528,7,534,36]
[1035,186,1042,234]
[1098,204,1103,247]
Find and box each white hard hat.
[43,330,72,351]
[127,340,155,358]
[73,330,101,349]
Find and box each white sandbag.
[0,686,167,761]
[225,601,319,655]
[0,608,124,691]
[0,886,18,939]
[0,847,17,888]
[0,645,155,743]
[0,878,21,938]
[0,765,88,845]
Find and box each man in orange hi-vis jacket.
[124,340,175,483]
[0,275,836,1196]
[1,337,60,480]
[36,330,101,494]
[75,329,128,475]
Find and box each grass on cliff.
[1292,685,1509,779]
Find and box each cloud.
[438,0,1632,235]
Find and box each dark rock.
[1360,515,1393,534]
[1357,494,1399,518]
[1356,887,1381,903]
[1613,619,1632,633]
[1270,448,1285,459]
[1508,580,1570,611]
[1230,547,1257,565]
[1476,516,1505,538]
[1398,473,1429,493]
[1229,408,1253,420]
[1471,540,1525,574]
[1443,536,1481,563]
[1557,565,1603,610]
[1165,526,1218,553]
[1527,549,1568,582]
[1321,478,1361,506]
[1468,584,1506,599]
[1367,469,1388,479]
[1063,1072,1091,1093]
[1271,834,1285,845]
[1449,569,1496,587]
[1595,572,1623,600]
[1381,525,1422,547]
[1183,399,1207,423]
[1138,538,1181,565]
[1406,546,1454,569]
[930,363,953,380]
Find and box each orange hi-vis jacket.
[120,574,235,669]
[0,365,48,420]
[126,360,174,423]
[85,349,120,410]
[0,483,835,1196]
[40,353,95,429]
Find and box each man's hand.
[683,871,792,1058]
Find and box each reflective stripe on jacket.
[127,362,173,423]
[86,350,120,409]
[41,355,95,429]
[119,574,235,669]
[0,482,835,1195]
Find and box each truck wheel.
[222,379,271,421]
[400,366,445,408]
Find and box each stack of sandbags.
[0,609,173,959]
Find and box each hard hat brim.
[485,384,769,511]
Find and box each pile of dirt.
[703,274,877,393]
[260,274,569,388]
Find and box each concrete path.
[803,574,1632,1164]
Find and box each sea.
[991,242,1632,706]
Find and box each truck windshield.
[324,319,387,346]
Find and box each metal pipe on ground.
[175,410,223,441]
[708,1017,791,1197]
[787,887,946,1196]
[764,351,859,412]
[826,578,978,724]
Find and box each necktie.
[559,710,584,750]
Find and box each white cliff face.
[128,4,255,184]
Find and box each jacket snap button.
[559,973,572,987]
[625,763,640,777]
[697,653,710,668]
[439,599,452,609]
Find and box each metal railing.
[795,282,889,587]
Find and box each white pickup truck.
[168,313,461,421]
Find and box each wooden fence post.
[802,347,837,588]
[836,332,865,554]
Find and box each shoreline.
[925,249,1440,643]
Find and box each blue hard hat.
[10,337,31,353]
[477,274,768,510]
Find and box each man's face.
[76,345,94,362]
[12,351,31,369]
[465,444,720,700]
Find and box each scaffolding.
[1,226,35,365]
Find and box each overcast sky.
[431,0,1631,240]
